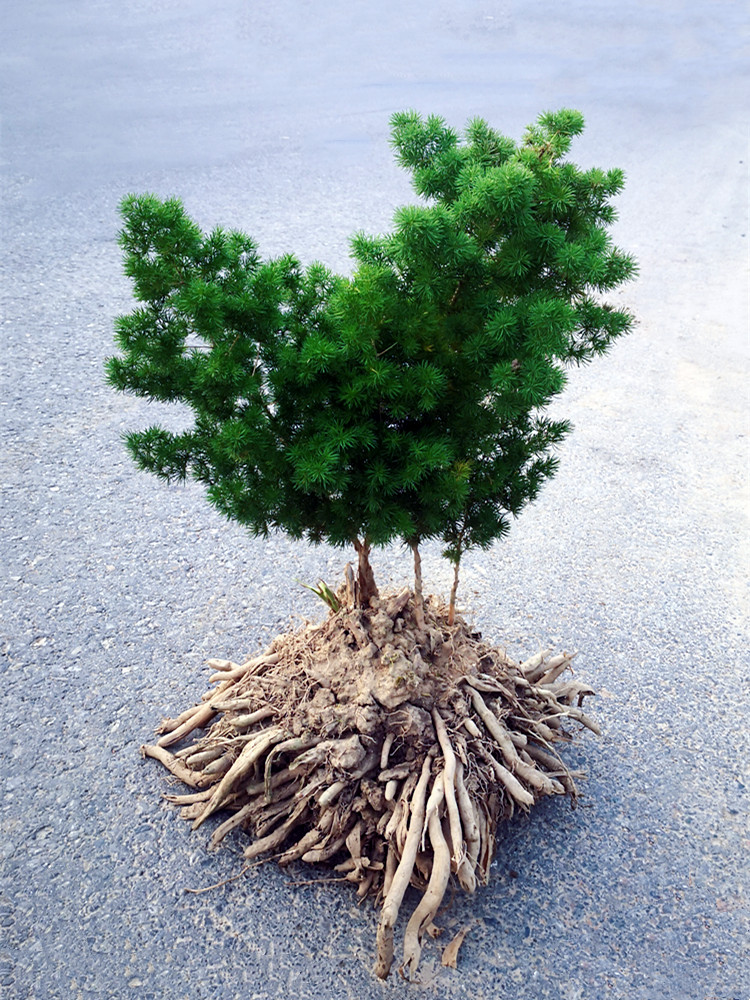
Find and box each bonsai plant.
[107,108,635,979]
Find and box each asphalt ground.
[1,2,748,998]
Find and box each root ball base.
[144,591,598,980]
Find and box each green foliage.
[297,579,341,614]
[107,109,636,576]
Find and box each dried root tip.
[156,702,204,735]
[374,750,435,980]
[179,801,210,821]
[421,770,446,851]
[209,802,255,849]
[243,799,310,860]
[544,679,595,704]
[264,736,321,802]
[207,651,279,684]
[475,797,498,882]
[431,710,474,891]
[533,690,601,735]
[380,732,395,770]
[206,658,242,672]
[301,835,349,864]
[519,648,553,679]
[382,845,398,898]
[462,717,482,739]
[157,703,216,749]
[141,744,203,788]
[193,727,286,831]
[514,758,565,796]
[536,651,578,686]
[318,780,346,808]
[454,760,479,890]
[277,826,326,865]
[559,705,601,735]
[521,716,560,744]
[470,688,564,797]
[163,788,213,806]
[523,743,583,798]
[356,869,377,900]
[201,752,233,778]
[468,689,515,757]
[184,746,226,769]
[476,744,535,809]
[401,792,452,980]
[230,707,277,731]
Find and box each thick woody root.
[143,591,597,981]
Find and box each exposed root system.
[143,589,598,980]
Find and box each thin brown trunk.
[411,541,425,630]
[448,557,460,626]
[353,537,378,608]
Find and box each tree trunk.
[411,540,425,630]
[448,557,461,626]
[353,537,379,608]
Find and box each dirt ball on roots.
[144,588,598,980]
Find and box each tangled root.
[143,589,598,980]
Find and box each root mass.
[144,588,598,980]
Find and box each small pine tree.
[108,110,636,980]
[107,108,635,619]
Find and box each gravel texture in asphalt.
[1,2,748,998]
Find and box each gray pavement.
[1,1,748,998]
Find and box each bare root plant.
[110,107,634,980]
